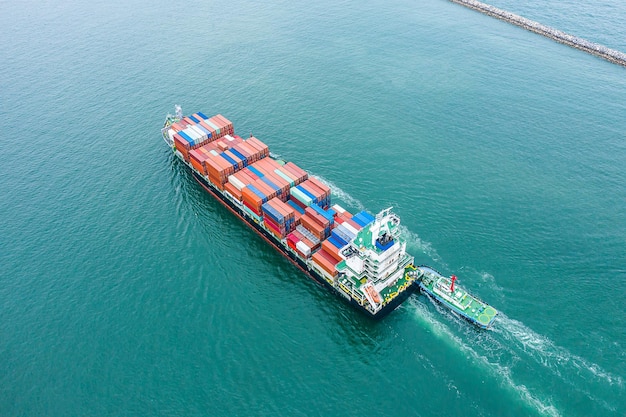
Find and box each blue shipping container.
[328,236,344,249]
[247,184,266,201]
[296,185,317,202]
[311,204,334,223]
[229,148,248,166]
[197,112,209,120]
[331,230,348,247]
[262,203,283,223]
[248,166,265,178]
[351,214,368,228]
[189,115,200,123]
[287,200,305,214]
[357,211,375,224]
[219,153,238,167]
[260,176,279,192]
[178,131,195,145]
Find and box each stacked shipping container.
[262,198,297,238]
[171,112,383,280]
[171,113,235,160]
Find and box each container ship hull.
[188,168,417,319]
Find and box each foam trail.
[310,174,365,211]
[408,299,562,417]
[399,225,444,264]
[313,174,444,264]
[495,314,624,388]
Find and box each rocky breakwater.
[450,0,626,68]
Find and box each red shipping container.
[214,114,234,133]
[300,180,324,201]
[247,137,270,157]
[237,170,256,185]
[263,213,278,229]
[238,142,259,162]
[291,230,312,248]
[289,195,307,210]
[317,248,339,266]
[304,207,330,228]
[287,233,300,245]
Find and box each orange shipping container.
[224,181,242,200]
[322,239,343,262]
[312,250,338,276]
[300,214,326,240]
[306,177,331,197]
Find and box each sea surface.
[1,0,625,416]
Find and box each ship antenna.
[175,105,182,120]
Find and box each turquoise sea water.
[1,0,625,416]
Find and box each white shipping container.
[183,127,200,141]
[228,175,246,191]
[205,120,220,131]
[296,241,311,256]
[331,204,346,214]
[342,222,359,236]
[189,125,207,140]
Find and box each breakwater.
[450,0,626,68]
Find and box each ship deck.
[418,265,498,328]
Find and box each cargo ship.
[161,107,497,325]
[161,107,418,319]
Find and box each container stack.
[289,178,331,210]
[352,211,375,227]
[261,197,297,238]
[299,208,330,241]
[241,184,266,220]
[286,229,319,258]
[225,157,307,204]
[311,248,340,277]
[187,136,270,190]
[330,222,358,248]
[170,113,235,158]
[321,238,344,262]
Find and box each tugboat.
[413,265,498,329]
